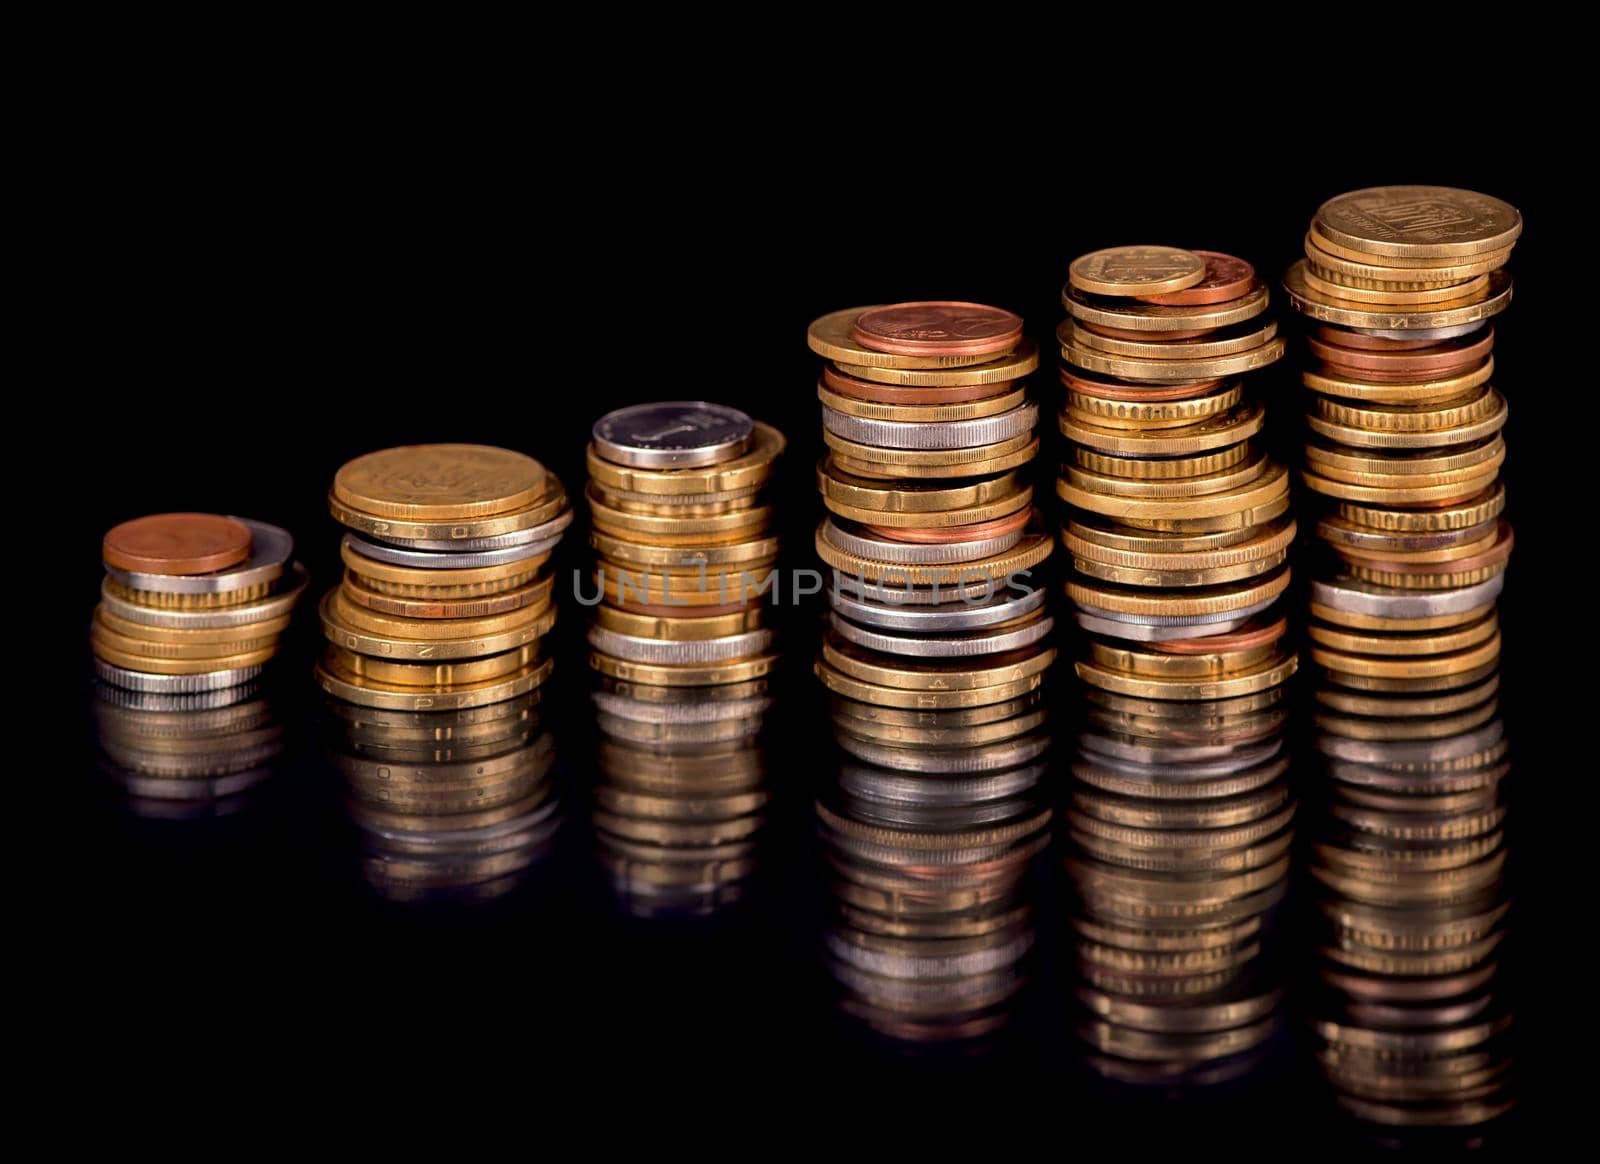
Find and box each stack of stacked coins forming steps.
[316,444,570,711]
[1307,656,1513,1136]
[1065,682,1293,1087]
[94,513,305,697]
[817,714,1053,1048]
[808,303,1055,734]
[1283,187,1519,701]
[91,680,285,819]
[1056,247,1297,701]
[591,683,772,918]
[323,692,561,904]
[584,402,784,689]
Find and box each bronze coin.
[1078,321,1214,342]
[1058,365,1224,403]
[103,513,253,575]
[1136,250,1256,306]
[852,301,1023,358]
[1306,329,1495,376]
[861,505,1033,544]
[1313,358,1490,385]
[822,362,1014,405]
[1147,616,1287,655]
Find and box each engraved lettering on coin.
[334,445,547,520]
[1315,186,1522,256]
[1069,246,1207,297]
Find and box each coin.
[852,301,1024,358]
[333,444,547,520]
[818,381,1026,421]
[1063,283,1269,333]
[1136,251,1256,306]
[807,307,998,369]
[102,513,252,575]
[821,400,1038,450]
[1070,246,1206,297]
[1283,263,1512,331]
[1313,186,1522,259]
[827,341,1040,388]
[592,401,755,468]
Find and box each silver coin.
[362,507,574,553]
[1344,320,1488,343]
[91,679,265,712]
[597,714,764,745]
[828,609,1053,658]
[592,689,773,724]
[1316,721,1504,768]
[1316,516,1501,554]
[342,531,557,569]
[99,561,309,630]
[93,659,264,693]
[835,794,1040,831]
[830,573,997,605]
[834,732,1051,774]
[1079,733,1284,769]
[358,800,560,847]
[104,517,294,596]
[824,518,1021,565]
[1311,573,1505,619]
[1073,746,1286,783]
[821,401,1037,450]
[1075,611,1253,642]
[830,581,1044,631]
[587,625,774,665]
[826,930,1033,979]
[592,401,754,468]
[104,760,274,802]
[839,762,1045,806]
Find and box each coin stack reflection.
[1057,248,1295,688]
[324,692,560,904]
[1065,685,1292,1087]
[591,683,772,917]
[1308,659,1513,1137]
[317,445,569,711]
[807,303,1055,725]
[94,513,305,695]
[585,403,784,687]
[1284,188,1518,699]
[92,679,284,818]
[819,701,1052,1048]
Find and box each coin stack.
[808,303,1056,728]
[316,444,570,711]
[1308,660,1513,1135]
[324,692,561,904]
[1056,247,1297,696]
[818,701,1052,1048]
[1284,187,1518,695]
[93,513,306,696]
[584,403,784,687]
[592,682,772,917]
[1065,680,1293,1087]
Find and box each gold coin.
[1318,657,1500,694]
[328,487,568,542]
[1300,266,1490,306]
[1312,633,1501,681]
[1066,516,1265,554]
[333,444,547,521]
[1283,263,1511,331]
[1304,234,1512,288]
[821,637,1055,692]
[813,525,1053,585]
[1064,451,1266,499]
[1313,186,1522,260]
[327,642,539,686]
[1068,382,1242,430]
[321,590,557,659]
[1075,653,1297,700]
[1065,319,1278,360]
[589,528,779,568]
[821,428,1036,467]
[94,604,291,645]
[1059,460,1289,521]
[1066,567,1290,617]
[592,562,775,608]
[817,458,1026,513]
[1305,437,1505,480]
[1316,388,1502,433]
[92,639,278,674]
[589,652,778,686]
[1063,334,1286,382]
[1312,673,1498,716]
[584,422,785,497]
[340,538,545,590]
[1309,601,1493,633]
[833,709,1046,748]
[1074,442,1248,480]
[827,437,1040,479]
[1089,639,1280,678]
[595,604,763,640]
[806,308,999,369]
[340,571,554,619]
[814,662,1044,709]
[1337,485,1505,532]
[1303,463,1502,505]
[1345,557,1509,591]
[1302,359,1493,406]
[1061,284,1268,333]
[824,484,1031,529]
[1307,407,1507,453]
[588,485,771,541]
[817,381,1025,421]
[1068,246,1206,297]
[315,656,554,710]
[91,616,281,660]
[1335,527,1501,567]
[1072,549,1286,588]
[1308,613,1498,657]
[829,340,1039,387]
[104,577,272,609]
[1064,518,1296,575]
[591,487,760,518]
[1059,401,1263,457]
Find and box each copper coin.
[822,363,1015,405]
[1339,520,1513,574]
[103,513,253,575]
[1058,365,1224,402]
[852,301,1023,358]
[1078,320,1214,342]
[1315,326,1441,352]
[1147,616,1287,655]
[1136,250,1256,306]
[862,505,1033,545]
[1312,358,1491,385]
[1306,329,1495,376]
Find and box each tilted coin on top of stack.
[808,302,1055,731]
[1283,187,1518,699]
[94,512,306,696]
[316,444,571,710]
[584,401,784,687]
[1056,246,1297,699]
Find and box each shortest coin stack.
[585,402,784,688]
[317,444,570,710]
[95,512,306,694]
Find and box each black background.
[45,102,1568,1146]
